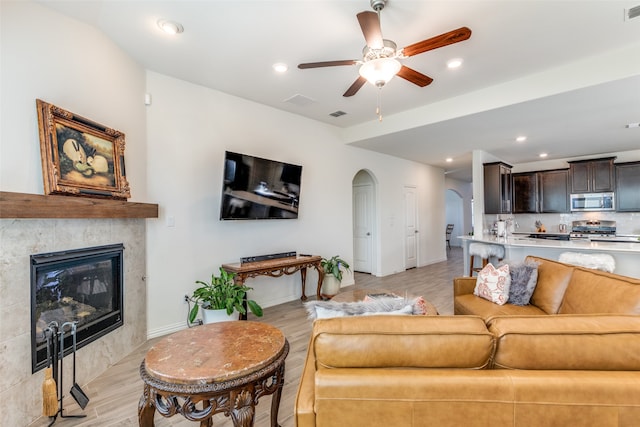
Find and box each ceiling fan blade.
[396,66,433,87]
[402,27,472,57]
[357,11,384,49]
[343,76,367,97]
[298,60,357,69]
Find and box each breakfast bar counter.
[460,235,640,279]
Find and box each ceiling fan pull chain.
[377,88,383,121]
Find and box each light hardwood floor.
[30,248,463,427]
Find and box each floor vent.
[329,110,347,117]
[626,5,640,20]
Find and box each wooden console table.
[221,255,324,310]
[139,321,288,427]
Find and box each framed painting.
[36,99,130,200]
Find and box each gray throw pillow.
[504,260,539,306]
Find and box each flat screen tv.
[220,151,302,220]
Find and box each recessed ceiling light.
[447,58,463,69]
[539,152,548,158]
[516,136,527,142]
[157,19,184,35]
[272,63,288,73]
[446,157,453,163]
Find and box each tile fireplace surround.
[0,216,147,426]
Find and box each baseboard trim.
[147,321,187,339]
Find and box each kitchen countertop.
[460,235,640,253]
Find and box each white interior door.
[353,184,373,273]
[404,186,418,269]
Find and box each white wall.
[144,72,447,336]
[0,1,148,200]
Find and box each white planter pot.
[202,308,240,324]
[321,275,341,299]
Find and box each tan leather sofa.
[295,314,640,427]
[455,255,640,318]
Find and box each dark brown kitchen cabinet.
[484,162,512,214]
[513,172,537,213]
[569,158,615,193]
[615,161,640,212]
[513,169,569,213]
[539,169,569,212]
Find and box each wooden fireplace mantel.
[0,191,158,219]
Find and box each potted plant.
[320,255,351,299]
[188,267,263,323]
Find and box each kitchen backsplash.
[485,212,640,236]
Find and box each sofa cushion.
[488,315,640,370]
[526,256,574,314]
[473,263,511,305]
[312,316,494,369]
[558,268,640,314]
[455,294,547,319]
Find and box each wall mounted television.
[220,151,302,220]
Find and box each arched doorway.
[445,188,464,249]
[352,170,378,275]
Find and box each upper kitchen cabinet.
[615,161,640,212]
[484,162,512,214]
[569,157,615,193]
[513,169,569,213]
[539,169,570,213]
[513,172,537,213]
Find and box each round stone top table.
[138,321,289,427]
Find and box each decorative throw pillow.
[412,296,429,315]
[504,260,539,306]
[473,263,511,305]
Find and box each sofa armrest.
[294,337,317,427]
[454,277,477,296]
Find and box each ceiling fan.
[298,0,472,98]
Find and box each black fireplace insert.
[31,244,124,373]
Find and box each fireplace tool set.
[42,321,90,426]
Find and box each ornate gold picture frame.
[36,99,130,200]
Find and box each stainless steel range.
[570,220,616,239]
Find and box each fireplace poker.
[69,322,90,409]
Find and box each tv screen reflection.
[220,151,302,220]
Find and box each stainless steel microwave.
[570,192,615,211]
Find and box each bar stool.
[559,252,615,273]
[469,243,505,276]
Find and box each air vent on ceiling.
[626,5,640,20]
[329,110,347,118]
[283,94,316,107]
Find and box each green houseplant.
[320,255,351,298]
[188,267,263,323]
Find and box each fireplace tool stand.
[45,322,86,426]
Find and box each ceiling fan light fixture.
[359,57,401,87]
